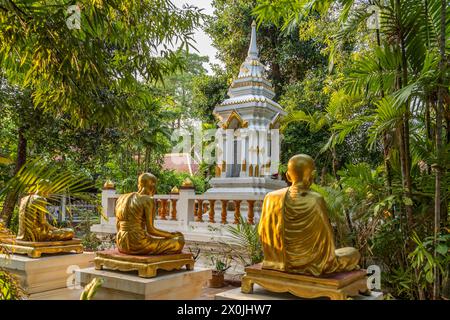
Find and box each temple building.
[206,21,287,196]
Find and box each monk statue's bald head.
[286,154,316,188]
[138,173,157,196]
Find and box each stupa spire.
[247,20,259,59]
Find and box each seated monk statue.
[0,219,13,239]
[17,193,74,242]
[115,172,184,255]
[258,154,360,276]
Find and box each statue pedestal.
[0,238,83,258]
[241,264,369,300]
[0,252,94,298]
[215,285,383,300]
[75,267,212,300]
[94,249,195,278]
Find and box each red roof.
[162,153,199,174]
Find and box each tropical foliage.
[0,0,448,301]
[254,0,449,299]
[224,217,263,267]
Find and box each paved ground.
[198,284,240,300]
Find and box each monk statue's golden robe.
[115,192,184,255]
[259,183,360,276]
[17,194,74,242]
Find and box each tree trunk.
[331,147,338,180]
[396,0,414,230]
[425,101,433,174]
[0,126,27,226]
[375,27,393,194]
[432,0,446,300]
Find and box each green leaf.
[425,271,434,284]
[403,197,413,206]
[436,244,448,255]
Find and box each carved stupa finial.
[248,20,259,59]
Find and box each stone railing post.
[176,188,195,231]
[101,187,117,224]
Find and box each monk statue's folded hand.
[170,232,183,239]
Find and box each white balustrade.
[91,188,264,243]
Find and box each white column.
[101,189,117,225]
[221,131,227,177]
[215,128,224,177]
[248,128,258,177]
[240,129,248,177]
[270,128,281,175]
[258,128,270,176]
[176,189,195,232]
[225,128,234,177]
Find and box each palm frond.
[0,158,97,228]
[368,95,404,149]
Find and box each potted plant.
[206,249,232,288]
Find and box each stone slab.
[76,267,212,300]
[29,287,83,300]
[0,252,95,295]
[215,285,384,300]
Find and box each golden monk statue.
[0,219,13,239]
[258,154,360,276]
[17,193,74,242]
[115,172,185,255]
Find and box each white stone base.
[215,285,384,300]
[207,177,286,195]
[75,267,212,300]
[0,252,94,296]
[29,287,83,300]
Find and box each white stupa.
[206,21,287,196]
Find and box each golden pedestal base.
[241,264,369,300]
[0,238,83,258]
[94,249,195,278]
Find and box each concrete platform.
[0,252,94,297]
[29,287,83,300]
[75,267,212,300]
[215,285,384,300]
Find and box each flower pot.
[208,271,225,288]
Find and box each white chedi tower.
[206,21,287,196]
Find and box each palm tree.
[255,0,449,299]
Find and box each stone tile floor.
[197,284,240,300]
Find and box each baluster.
[208,200,216,223]
[247,200,255,224]
[170,199,177,221]
[195,199,204,222]
[193,201,198,219]
[233,200,241,224]
[160,199,168,220]
[157,199,162,219]
[220,200,228,224]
